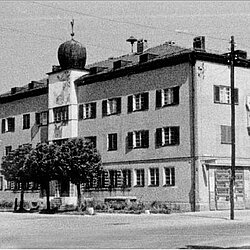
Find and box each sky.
[1,1,250,94]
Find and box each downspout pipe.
[189,53,197,212]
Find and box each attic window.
[113,60,131,70]
[139,53,158,64]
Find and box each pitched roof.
[85,42,192,71]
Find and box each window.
[79,102,96,120]
[5,146,12,156]
[128,92,149,113]
[0,176,3,191]
[135,169,145,187]
[127,130,149,149]
[164,167,175,186]
[1,117,15,133]
[85,136,97,148]
[109,170,118,188]
[36,111,48,126]
[122,169,131,188]
[107,133,117,151]
[214,85,238,104]
[156,127,180,147]
[149,168,159,186]
[23,114,30,129]
[156,87,179,108]
[221,125,231,144]
[102,97,121,116]
[53,106,69,123]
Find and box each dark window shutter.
[142,170,145,186]
[142,130,149,148]
[114,133,118,150]
[173,127,180,145]
[173,86,180,105]
[102,100,107,116]
[142,92,149,110]
[2,119,5,133]
[214,86,220,102]
[234,88,239,104]
[171,168,175,186]
[127,170,131,187]
[116,98,121,114]
[78,104,83,120]
[156,128,162,147]
[8,118,15,132]
[156,90,162,108]
[127,132,133,149]
[35,113,40,125]
[92,103,96,118]
[128,95,133,113]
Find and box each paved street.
[0,210,250,249]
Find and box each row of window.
[89,167,175,189]
[2,124,232,156]
[1,111,49,133]
[0,85,239,133]
[78,86,179,120]
[2,167,175,192]
[85,126,180,151]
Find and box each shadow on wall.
[180,245,250,249]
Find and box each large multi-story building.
[1,34,250,211]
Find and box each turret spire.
[71,19,74,39]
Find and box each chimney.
[137,39,144,54]
[193,36,205,51]
[11,87,17,94]
[28,81,35,90]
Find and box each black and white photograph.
[0,1,250,249]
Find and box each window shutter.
[102,100,107,116]
[127,95,133,113]
[173,86,180,105]
[142,170,145,186]
[234,88,239,104]
[78,104,83,120]
[116,98,121,114]
[142,92,149,110]
[221,125,231,144]
[127,132,133,149]
[142,130,149,148]
[2,119,5,133]
[155,128,162,147]
[156,90,162,108]
[214,86,220,102]
[8,117,15,132]
[173,127,180,145]
[171,168,175,186]
[92,103,97,118]
[114,133,118,150]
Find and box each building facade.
[1,36,250,211]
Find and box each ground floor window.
[135,169,145,187]
[164,167,175,186]
[149,168,159,186]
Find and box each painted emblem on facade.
[53,70,71,106]
[197,62,205,79]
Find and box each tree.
[59,138,102,211]
[25,142,63,211]
[1,144,32,211]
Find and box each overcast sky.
[1,1,250,94]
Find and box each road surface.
[0,210,250,249]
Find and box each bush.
[0,200,13,209]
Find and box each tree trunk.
[45,181,50,211]
[19,182,25,211]
[76,183,82,212]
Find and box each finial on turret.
[71,19,74,39]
